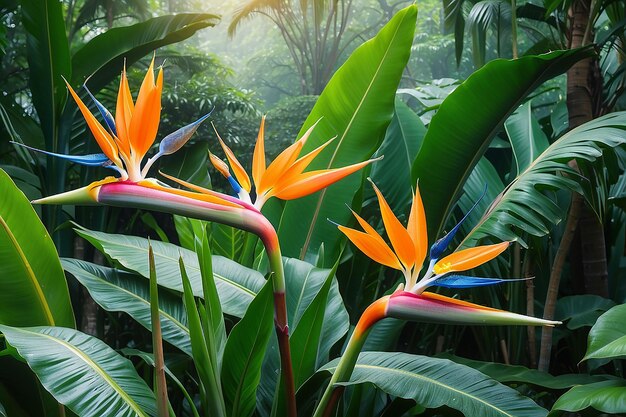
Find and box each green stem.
[267,245,297,417]
[313,298,388,417]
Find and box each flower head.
[207,117,381,209]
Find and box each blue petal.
[227,175,242,194]
[433,275,530,289]
[11,142,112,167]
[430,183,488,260]
[159,110,213,156]
[83,84,117,136]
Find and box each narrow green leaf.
[583,303,626,361]
[74,225,265,317]
[62,258,191,355]
[180,258,226,417]
[412,47,595,241]
[273,5,417,266]
[290,264,335,389]
[549,380,626,416]
[222,281,274,417]
[321,352,548,417]
[149,244,169,417]
[0,325,156,417]
[0,169,74,327]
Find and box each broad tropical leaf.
[0,169,74,327]
[412,47,595,242]
[321,352,548,417]
[462,112,626,247]
[0,325,156,417]
[438,353,615,389]
[370,99,426,211]
[71,14,218,89]
[504,100,550,174]
[221,281,274,417]
[74,225,265,317]
[20,0,70,147]
[62,258,191,355]
[555,295,616,330]
[549,380,626,416]
[272,5,417,266]
[583,303,626,361]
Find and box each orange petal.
[65,80,121,167]
[371,181,415,271]
[273,158,379,200]
[282,137,336,179]
[213,125,251,192]
[252,116,266,189]
[434,242,510,275]
[338,225,401,270]
[258,122,317,194]
[406,184,427,271]
[129,60,162,160]
[114,66,133,159]
[209,152,230,178]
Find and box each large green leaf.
[504,100,550,174]
[272,5,417,266]
[0,169,74,327]
[20,0,70,148]
[0,325,157,417]
[321,352,548,417]
[74,226,265,317]
[555,295,616,330]
[438,353,615,389]
[221,281,274,417]
[412,47,594,241]
[62,258,191,355]
[549,380,626,416]
[71,13,218,88]
[370,98,426,211]
[462,112,626,247]
[583,303,626,361]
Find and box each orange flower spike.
[115,66,133,160]
[274,158,381,200]
[337,225,401,270]
[406,185,428,273]
[65,80,122,169]
[370,180,415,271]
[434,241,510,275]
[129,59,162,159]
[252,116,266,187]
[213,124,252,192]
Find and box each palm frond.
[228,0,285,36]
[460,112,626,248]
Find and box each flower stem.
[313,297,389,417]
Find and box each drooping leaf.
[583,303,626,361]
[0,325,157,417]
[462,112,626,247]
[412,47,595,242]
[71,14,219,89]
[74,225,265,317]
[272,5,417,266]
[555,295,616,330]
[221,281,274,417]
[321,352,548,417]
[62,258,191,355]
[549,380,626,416]
[0,169,74,327]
